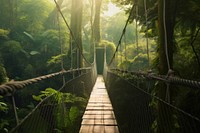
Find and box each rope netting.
[104,70,200,133]
[6,64,97,133]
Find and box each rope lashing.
[164,69,174,102]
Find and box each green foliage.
[116,39,156,71]
[174,28,200,79]
[36,30,59,54]
[0,96,8,112]
[0,102,8,113]
[0,0,75,132]
[101,11,138,44]
[33,88,86,104]
[69,106,80,124]
[30,51,40,56]
[33,88,61,102]
[0,29,10,41]
[0,64,9,84]
[35,29,69,58]
[23,31,35,41]
[17,0,53,34]
[0,40,27,78]
[33,88,86,132]
[0,96,9,132]
[47,54,67,66]
[1,40,23,54]
[130,53,149,69]
[67,106,81,131]
[0,119,9,133]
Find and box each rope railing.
[0,68,91,96]
[105,69,200,133]
[110,69,200,89]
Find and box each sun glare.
[103,2,121,17]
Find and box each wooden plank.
[86,106,113,110]
[84,110,114,115]
[87,103,112,107]
[81,119,117,125]
[82,114,115,119]
[79,125,119,133]
[88,97,110,100]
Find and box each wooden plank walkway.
[79,76,119,133]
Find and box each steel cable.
[108,3,136,66]
[53,0,91,66]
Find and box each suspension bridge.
[0,47,200,133]
[1,1,200,133]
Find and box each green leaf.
[69,106,80,124]
[47,54,66,66]
[30,51,40,55]
[0,119,9,130]
[23,31,35,41]
[32,95,43,101]
[0,102,8,112]
[0,29,9,40]
[64,93,75,103]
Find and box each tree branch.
[190,27,200,70]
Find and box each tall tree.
[88,0,95,62]
[0,0,16,29]
[70,0,83,68]
[45,0,64,29]
[93,0,102,46]
[157,0,178,132]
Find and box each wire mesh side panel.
[10,70,97,133]
[10,94,61,133]
[62,70,97,96]
[105,72,154,133]
[105,71,200,133]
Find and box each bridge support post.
[11,95,19,125]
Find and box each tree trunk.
[70,0,83,68]
[157,0,176,132]
[93,0,102,46]
[0,0,16,28]
[8,0,13,28]
[45,0,64,29]
[89,0,95,62]
[190,27,200,70]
